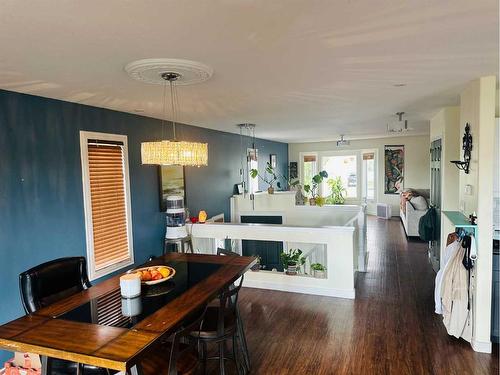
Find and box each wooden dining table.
[0,253,256,374]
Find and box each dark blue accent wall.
[0,89,287,362]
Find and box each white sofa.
[399,189,430,237]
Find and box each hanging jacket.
[435,240,461,314]
[440,242,472,342]
[418,207,438,241]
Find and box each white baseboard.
[471,338,492,353]
[243,278,355,299]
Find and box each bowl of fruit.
[129,265,176,285]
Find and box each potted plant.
[250,162,282,194]
[251,255,262,271]
[325,177,347,204]
[280,248,305,275]
[311,263,327,278]
[303,170,328,206]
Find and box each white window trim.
[361,148,378,203]
[80,130,134,281]
[319,150,361,201]
[298,149,379,205]
[298,151,318,186]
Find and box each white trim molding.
[79,130,134,281]
[471,338,492,353]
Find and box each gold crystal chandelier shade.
[141,140,208,166]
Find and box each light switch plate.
[464,184,473,195]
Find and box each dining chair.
[190,276,247,375]
[139,306,207,375]
[19,257,111,375]
[215,248,251,373]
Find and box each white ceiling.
[0,0,497,143]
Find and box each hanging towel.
[435,240,461,314]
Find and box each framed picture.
[159,165,185,211]
[270,154,277,168]
[384,145,404,194]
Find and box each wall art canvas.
[159,165,185,211]
[384,145,404,194]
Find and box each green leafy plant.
[250,163,300,191]
[325,177,347,204]
[280,248,305,268]
[311,263,326,271]
[303,170,328,205]
[250,162,281,191]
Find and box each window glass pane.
[366,158,375,200]
[303,160,317,187]
[248,148,258,193]
[322,155,357,198]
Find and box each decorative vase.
[309,198,316,206]
[268,187,275,194]
[313,270,326,278]
[286,262,298,275]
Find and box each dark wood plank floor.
[209,217,499,374]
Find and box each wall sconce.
[450,123,472,174]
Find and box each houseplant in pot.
[280,248,305,275]
[325,177,346,204]
[311,263,327,278]
[303,170,328,206]
[251,255,262,271]
[250,162,281,194]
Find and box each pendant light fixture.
[387,112,413,133]
[141,72,208,166]
[125,58,211,166]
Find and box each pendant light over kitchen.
[125,59,211,166]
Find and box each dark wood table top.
[0,253,256,372]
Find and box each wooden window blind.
[88,141,131,271]
[363,153,375,160]
[303,155,317,162]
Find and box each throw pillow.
[410,195,428,210]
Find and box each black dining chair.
[139,306,207,375]
[215,248,251,373]
[19,257,111,375]
[191,276,248,375]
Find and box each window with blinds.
[80,131,134,280]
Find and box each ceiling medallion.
[124,58,213,86]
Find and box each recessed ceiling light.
[393,83,407,87]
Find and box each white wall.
[288,135,430,215]
[430,107,460,211]
[458,76,496,352]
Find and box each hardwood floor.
[209,217,499,374]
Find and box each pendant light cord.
[162,79,167,140]
[169,79,177,141]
